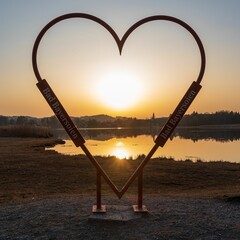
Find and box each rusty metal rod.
[138,170,143,209]
[119,144,159,198]
[80,144,121,198]
[96,170,102,209]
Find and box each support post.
[92,170,106,213]
[133,170,148,213]
[138,170,143,209]
[97,170,101,209]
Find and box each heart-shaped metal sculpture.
[32,13,205,210]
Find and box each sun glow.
[96,70,143,110]
[111,141,130,159]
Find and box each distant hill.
[78,114,115,122]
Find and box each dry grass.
[0,125,53,138]
[0,137,239,204]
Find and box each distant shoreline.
[1,111,240,129]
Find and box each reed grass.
[0,125,53,138]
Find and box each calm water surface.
[48,127,240,163]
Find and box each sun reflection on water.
[111,141,130,160]
[46,134,240,163]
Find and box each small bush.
[136,154,146,161]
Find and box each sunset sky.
[1,0,240,118]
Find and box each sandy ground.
[0,195,240,240]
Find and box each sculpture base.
[89,205,148,222]
[133,205,148,213]
[92,205,107,213]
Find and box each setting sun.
[95,70,143,110]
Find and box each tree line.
[1,111,240,128]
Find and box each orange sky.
[1,1,240,118]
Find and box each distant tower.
[152,113,155,120]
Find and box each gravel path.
[0,196,239,240]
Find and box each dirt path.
[0,195,239,240]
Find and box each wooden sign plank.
[155,81,202,147]
[37,79,85,147]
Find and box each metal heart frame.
[32,13,205,202]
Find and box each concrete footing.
[88,205,148,222]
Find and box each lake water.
[48,126,240,163]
